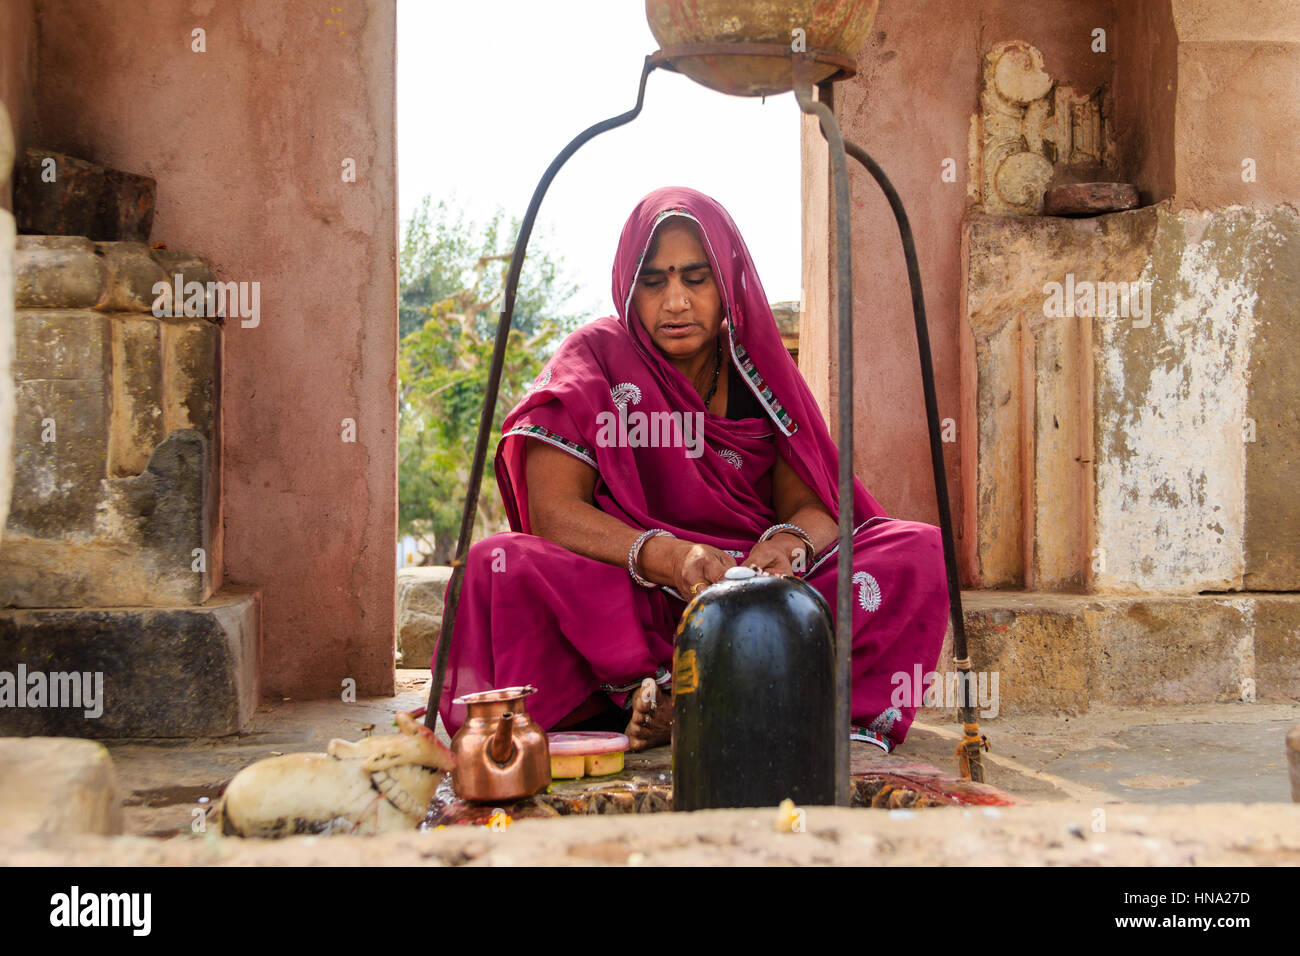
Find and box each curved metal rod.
[426,58,657,727]
[843,139,985,783]
[792,63,853,806]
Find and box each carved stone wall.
[961,203,1300,594]
[970,41,1110,216]
[1,237,221,607]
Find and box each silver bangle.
[758,522,815,558]
[629,528,674,588]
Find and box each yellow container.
[547,731,629,780]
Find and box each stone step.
[931,590,1300,716]
[0,736,122,835]
[0,587,260,737]
[396,565,452,668]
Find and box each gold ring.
[690,582,706,596]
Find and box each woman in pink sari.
[436,187,948,754]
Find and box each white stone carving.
[972,41,1108,215]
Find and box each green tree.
[399,197,581,564]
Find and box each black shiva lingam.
[425,0,987,798]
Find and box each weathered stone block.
[14,235,107,308]
[1033,310,1087,590]
[960,594,1096,715]
[1241,207,1300,590]
[148,248,218,294]
[396,566,452,667]
[14,150,107,239]
[949,591,1300,716]
[1094,598,1254,705]
[0,588,260,737]
[107,315,163,477]
[3,241,220,608]
[100,167,157,243]
[12,306,110,382]
[1093,207,1287,592]
[1044,182,1139,217]
[105,428,208,555]
[1254,596,1300,699]
[96,241,168,313]
[962,215,1027,589]
[970,309,1023,588]
[0,737,122,835]
[0,208,15,542]
[9,370,111,538]
[162,319,218,435]
[10,309,112,538]
[964,208,1155,588]
[963,204,1297,594]
[1,430,212,607]
[13,149,156,242]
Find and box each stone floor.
[3,670,1296,865]
[98,671,1296,830]
[7,802,1299,867]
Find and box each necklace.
[702,337,723,408]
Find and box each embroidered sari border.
[732,339,799,437]
[504,424,598,470]
[800,516,896,578]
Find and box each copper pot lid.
[452,684,539,707]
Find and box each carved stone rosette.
[970,41,1108,216]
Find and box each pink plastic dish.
[547,731,629,755]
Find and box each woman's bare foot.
[625,677,673,752]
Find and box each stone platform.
[0,669,1295,865]
[0,587,260,737]
[4,802,1298,867]
[941,590,1300,714]
[49,670,1296,839]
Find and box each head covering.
[493,186,885,547]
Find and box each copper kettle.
[449,685,551,802]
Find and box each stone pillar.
[0,238,260,737]
[3,239,220,607]
[24,0,399,699]
[0,103,15,542]
[949,0,1300,712]
[798,1,1300,712]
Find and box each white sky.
[396,0,803,320]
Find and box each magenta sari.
[435,187,948,750]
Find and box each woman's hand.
[641,536,737,598]
[743,533,808,577]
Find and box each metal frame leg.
[426,59,657,726]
